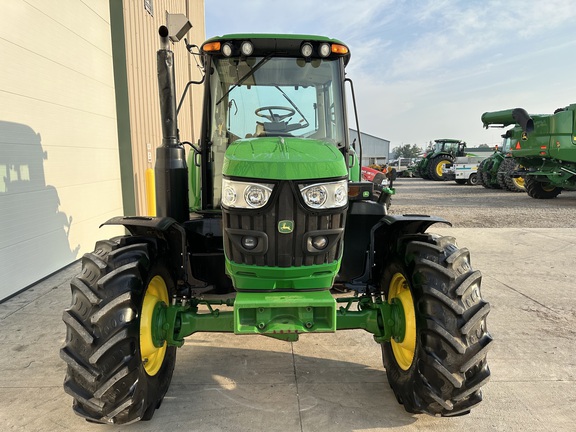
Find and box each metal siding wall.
[122,0,205,215]
[0,0,124,300]
[349,129,390,166]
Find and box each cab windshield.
[208,56,345,147]
[501,136,511,152]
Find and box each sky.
[205,0,576,152]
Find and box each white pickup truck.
[442,156,486,185]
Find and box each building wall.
[349,129,390,166]
[0,0,206,302]
[114,0,205,216]
[0,0,124,300]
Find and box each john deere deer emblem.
[278,220,294,234]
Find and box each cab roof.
[202,33,351,65]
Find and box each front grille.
[223,182,346,267]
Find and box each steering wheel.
[255,106,295,122]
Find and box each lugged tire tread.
[381,234,492,417]
[455,270,482,296]
[60,348,98,384]
[429,356,464,388]
[61,235,176,424]
[71,277,102,306]
[89,328,132,365]
[460,303,491,335]
[62,310,94,344]
[90,292,133,326]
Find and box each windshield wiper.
[216,53,274,106]
[274,85,309,128]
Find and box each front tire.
[498,158,525,192]
[60,236,177,424]
[467,173,478,185]
[380,234,492,416]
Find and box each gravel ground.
[389,177,576,228]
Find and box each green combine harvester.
[482,105,576,198]
[415,139,467,180]
[60,19,492,424]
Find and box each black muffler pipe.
[155,25,189,222]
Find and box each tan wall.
[0,0,124,300]
[121,0,205,215]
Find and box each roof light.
[331,44,348,55]
[319,43,331,57]
[222,43,233,57]
[241,41,254,56]
[301,42,313,58]
[203,41,221,52]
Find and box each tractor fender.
[369,214,451,289]
[101,216,192,285]
[343,209,450,290]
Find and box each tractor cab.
[192,35,354,211]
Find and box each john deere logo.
[278,220,294,234]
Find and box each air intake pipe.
[155,25,189,222]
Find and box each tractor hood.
[222,137,348,180]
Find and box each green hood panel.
[223,137,347,180]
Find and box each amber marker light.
[203,41,221,52]
[331,44,349,54]
[348,184,361,198]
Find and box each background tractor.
[476,132,525,192]
[61,20,492,424]
[415,139,467,180]
[482,104,576,199]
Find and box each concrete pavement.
[1,227,575,431]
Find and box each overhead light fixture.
[166,13,192,42]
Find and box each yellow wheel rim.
[513,177,525,189]
[140,275,168,376]
[388,273,417,371]
[436,161,448,177]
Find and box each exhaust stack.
[154,25,189,222]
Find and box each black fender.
[341,203,450,291]
[101,216,192,286]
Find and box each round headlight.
[334,185,347,206]
[319,43,331,57]
[241,41,254,56]
[303,185,327,208]
[244,185,270,208]
[222,186,237,206]
[222,43,233,57]
[301,42,313,58]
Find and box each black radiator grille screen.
[223,182,345,267]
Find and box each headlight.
[299,180,348,209]
[222,179,273,209]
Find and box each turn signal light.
[203,41,221,52]
[331,44,349,55]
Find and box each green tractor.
[482,105,576,199]
[476,132,525,192]
[60,22,492,424]
[415,139,467,180]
